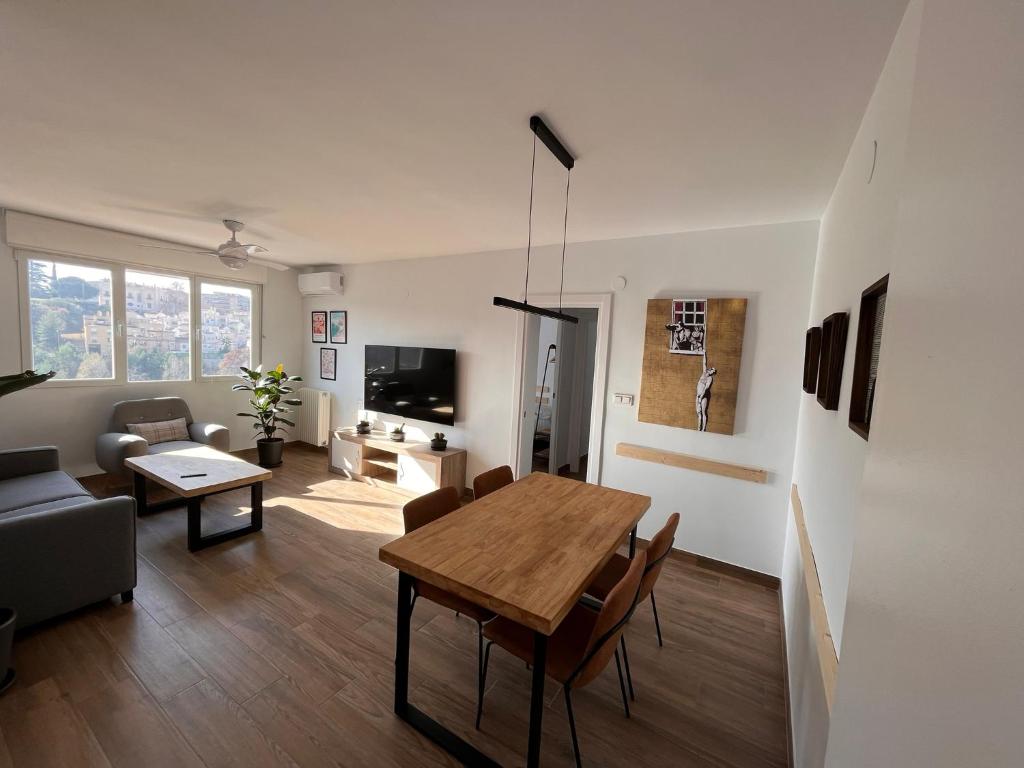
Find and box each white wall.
[780,1,923,764]
[826,1,1024,765]
[0,211,304,476]
[305,220,817,576]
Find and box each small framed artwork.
[329,310,348,344]
[803,327,822,394]
[816,311,849,411]
[311,311,327,343]
[849,275,889,439]
[319,346,336,380]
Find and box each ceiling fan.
[139,219,289,271]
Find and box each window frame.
[16,248,263,389]
[124,265,195,384]
[196,277,262,382]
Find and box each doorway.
[510,294,611,484]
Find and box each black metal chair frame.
[476,581,645,768]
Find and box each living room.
[0,2,1021,767]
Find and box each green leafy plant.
[392,423,405,434]
[233,364,303,441]
[433,432,445,441]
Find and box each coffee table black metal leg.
[186,497,202,551]
[133,471,148,515]
[393,571,499,767]
[527,631,548,767]
[251,481,263,531]
[629,525,638,559]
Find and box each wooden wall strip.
[616,442,768,484]
[790,483,839,713]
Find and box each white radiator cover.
[296,388,331,446]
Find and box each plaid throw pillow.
[126,417,189,445]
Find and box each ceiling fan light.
[218,253,249,270]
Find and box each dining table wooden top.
[378,472,651,635]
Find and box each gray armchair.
[95,396,230,477]
[0,447,136,629]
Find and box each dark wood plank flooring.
[0,445,788,767]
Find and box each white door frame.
[508,293,612,484]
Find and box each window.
[19,250,261,385]
[200,282,254,376]
[25,257,114,380]
[126,270,191,382]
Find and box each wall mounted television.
[364,345,456,427]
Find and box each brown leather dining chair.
[584,512,680,700]
[402,487,496,682]
[476,552,647,768]
[472,464,514,499]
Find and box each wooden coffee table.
[125,445,271,552]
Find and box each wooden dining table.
[378,471,651,767]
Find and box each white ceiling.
[0,1,907,266]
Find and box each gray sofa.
[0,447,136,629]
[95,396,230,477]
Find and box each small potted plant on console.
[390,423,406,442]
[356,419,372,435]
[430,432,448,451]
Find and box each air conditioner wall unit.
[298,271,344,296]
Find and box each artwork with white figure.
[696,354,717,431]
[639,297,746,434]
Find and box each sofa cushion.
[0,495,96,522]
[0,471,92,514]
[127,417,189,445]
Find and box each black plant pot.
[430,440,448,452]
[389,432,405,442]
[356,424,372,435]
[257,437,284,468]
[0,607,15,696]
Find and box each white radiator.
[296,388,331,446]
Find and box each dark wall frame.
[803,327,822,394]
[816,312,849,411]
[849,275,889,439]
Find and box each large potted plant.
[233,364,303,468]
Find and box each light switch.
[614,393,635,406]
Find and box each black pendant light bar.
[493,114,579,325]
[493,296,577,323]
[530,115,574,170]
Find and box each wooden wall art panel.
[638,297,747,434]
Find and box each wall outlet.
[614,393,635,406]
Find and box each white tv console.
[328,428,467,498]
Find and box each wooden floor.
[0,445,789,767]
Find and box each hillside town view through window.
[201,282,253,375]
[26,256,255,381]
[27,258,114,380]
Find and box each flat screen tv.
[364,345,456,427]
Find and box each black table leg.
[186,481,264,552]
[527,631,548,767]
[251,481,263,532]
[392,571,499,767]
[133,471,148,515]
[395,571,412,717]
[187,497,202,551]
[629,525,638,559]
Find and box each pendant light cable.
[559,168,571,312]
[523,132,537,301]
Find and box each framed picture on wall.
[319,346,336,380]
[311,311,327,343]
[329,310,347,344]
